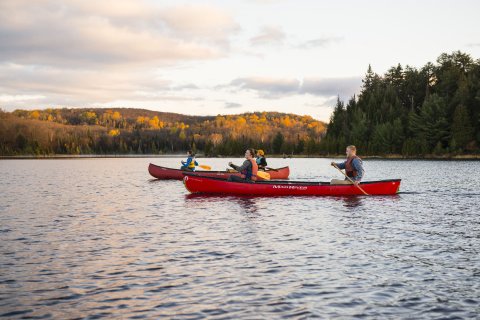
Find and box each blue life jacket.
[184,156,198,171]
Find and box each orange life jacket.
[345,155,360,178]
[249,158,258,181]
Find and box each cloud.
[0,1,237,68]
[297,36,344,49]
[228,76,361,99]
[0,94,46,103]
[0,1,239,109]
[304,96,339,109]
[225,102,242,109]
[160,5,239,42]
[230,77,300,98]
[132,93,204,102]
[250,26,286,46]
[0,63,205,109]
[301,77,362,97]
[0,63,163,98]
[466,43,480,47]
[170,84,200,90]
[248,0,287,3]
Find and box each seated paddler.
[256,149,268,171]
[227,148,258,182]
[330,145,364,185]
[181,150,198,171]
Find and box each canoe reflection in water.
[342,196,363,209]
[184,193,396,213]
[185,194,260,215]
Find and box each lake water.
[1,158,479,319]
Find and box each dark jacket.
[230,160,253,180]
[256,156,267,169]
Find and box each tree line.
[319,51,480,156]
[0,108,326,156]
[2,51,478,157]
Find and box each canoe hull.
[148,163,290,180]
[183,174,401,196]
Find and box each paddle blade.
[199,165,211,170]
[257,171,271,180]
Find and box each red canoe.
[183,174,401,196]
[148,163,290,180]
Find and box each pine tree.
[451,104,474,151]
[272,132,284,154]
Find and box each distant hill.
[0,108,326,156]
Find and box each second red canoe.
[148,163,290,180]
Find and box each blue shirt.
[335,158,364,181]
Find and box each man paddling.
[228,148,258,182]
[331,145,364,185]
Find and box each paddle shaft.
[332,164,369,195]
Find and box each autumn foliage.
[0,108,326,156]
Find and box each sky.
[0,0,479,121]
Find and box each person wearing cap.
[256,149,268,171]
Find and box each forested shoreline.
[1,51,479,158]
[320,51,480,156]
[0,108,325,156]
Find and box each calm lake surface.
[1,158,479,319]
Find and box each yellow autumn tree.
[282,116,292,127]
[235,116,247,127]
[179,130,186,140]
[136,116,145,125]
[30,110,40,119]
[108,129,120,136]
[210,133,223,146]
[148,116,160,129]
[82,111,97,125]
[112,111,121,121]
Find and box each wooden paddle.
[198,165,211,170]
[332,163,369,195]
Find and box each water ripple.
[0,158,479,319]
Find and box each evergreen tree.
[320,51,479,156]
[451,104,474,151]
[272,132,284,154]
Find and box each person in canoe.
[181,150,198,171]
[256,149,268,171]
[227,148,258,182]
[330,145,364,185]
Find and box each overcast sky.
[1,0,479,121]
